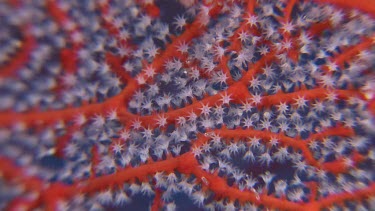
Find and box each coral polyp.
[0,0,374,210]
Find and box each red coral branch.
[0,27,35,78]
[0,0,374,210]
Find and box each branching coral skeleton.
[0,0,375,210]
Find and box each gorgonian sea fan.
[0,0,374,210]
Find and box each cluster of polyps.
[0,0,374,210]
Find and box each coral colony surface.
[0,0,375,210]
